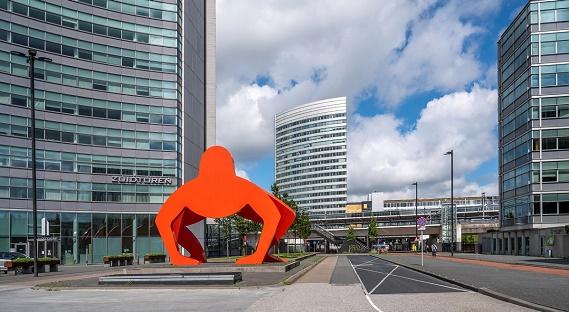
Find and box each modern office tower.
[497,0,569,257]
[0,0,215,263]
[275,97,347,218]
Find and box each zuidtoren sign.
[111,176,173,185]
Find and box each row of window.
[0,144,177,167]
[276,113,346,133]
[277,139,346,156]
[0,210,161,239]
[276,145,346,161]
[276,157,346,174]
[501,196,531,220]
[279,177,346,192]
[0,113,178,151]
[0,20,178,73]
[530,1,569,25]
[276,131,346,150]
[276,165,347,180]
[280,184,345,195]
[502,96,569,139]
[1,51,178,99]
[502,101,529,138]
[501,70,529,112]
[0,177,176,203]
[2,85,178,126]
[502,132,531,165]
[531,32,569,58]
[276,119,345,138]
[277,152,346,166]
[1,0,178,47]
[502,41,529,85]
[530,64,569,88]
[276,170,347,185]
[503,164,530,192]
[295,196,347,205]
[75,0,178,22]
[500,5,528,58]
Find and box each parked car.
[0,252,28,274]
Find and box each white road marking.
[355,267,467,293]
[353,257,382,267]
[347,257,383,312]
[368,265,398,294]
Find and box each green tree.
[271,182,301,252]
[368,217,379,248]
[233,216,262,255]
[215,217,233,257]
[346,225,355,253]
[296,211,312,251]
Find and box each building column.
[132,216,137,262]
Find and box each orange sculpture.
[155,145,296,265]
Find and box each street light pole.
[445,150,454,256]
[412,182,418,247]
[11,49,52,277]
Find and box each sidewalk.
[438,252,569,270]
[378,253,569,311]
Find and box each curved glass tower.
[0,0,214,263]
[274,97,347,218]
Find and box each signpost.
[417,217,427,266]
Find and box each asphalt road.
[348,255,465,295]
[346,255,534,312]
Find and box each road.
[0,255,536,311]
[344,255,534,312]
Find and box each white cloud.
[216,0,503,198]
[235,168,250,180]
[348,86,498,199]
[217,0,502,162]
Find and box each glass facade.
[275,98,348,218]
[499,0,569,228]
[0,0,213,263]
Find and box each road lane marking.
[368,265,398,294]
[353,257,383,267]
[347,256,383,312]
[355,267,467,293]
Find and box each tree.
[271,182,301,252]
[233,216,261,255]
[346,226,355,253]
[215,217,233,257]
[296,211,312,251]
[368,217,379,248]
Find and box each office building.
[274,97,347,218]
[495,0,569,257]
[0,0,215,263]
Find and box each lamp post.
[11,49,52,277]
[444,150,454,256]
[412,182,418,248]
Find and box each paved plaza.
[0,255,541,312]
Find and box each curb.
[282,256,325,285]
[373,255,565,312]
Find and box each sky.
[215,0,525,201]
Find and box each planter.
[48,263,59,272]
[104,254,134,267]
[144,254,166,264]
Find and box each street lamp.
[444,150,454,256]
[412,182,418,245]
[11,49,52,277]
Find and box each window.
[543,138,557,150]
[543,202,557,214]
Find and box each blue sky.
[216,0,526,199]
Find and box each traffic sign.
[417,216,426,231]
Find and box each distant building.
[494,0,569,258]
[274,97,347,218]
